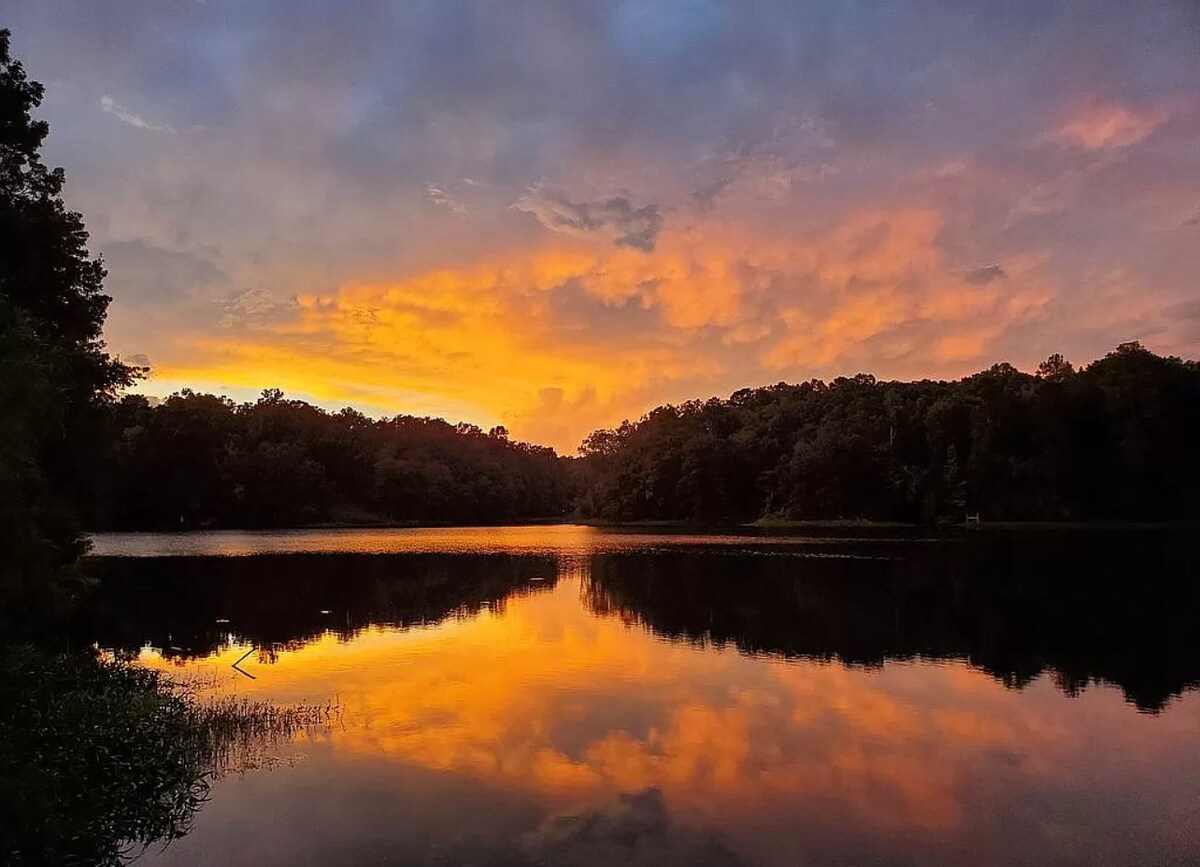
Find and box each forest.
[85,391,572,529]
[70,341,1200,530]
[62,339,1199,530]
[575,344,1200,523]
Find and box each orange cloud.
[763,210,1050,371]
[146,206,1053,450]
[152,241,720,448]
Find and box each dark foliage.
[86,390,573,529]
[80,553,558,660]
[0,646,333,866]
[583,529,1200,712]
[577,344,1200,523]
[0,648,209,866]
[84,341,1200,530]
[0,28,136,602]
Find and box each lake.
[82,525,1200,866]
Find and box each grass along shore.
[0,645,335,866]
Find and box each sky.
[7,1,1200,451]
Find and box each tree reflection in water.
[83,531,1199,711]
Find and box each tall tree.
[0,29,135,606]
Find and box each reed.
[0,646,336,866]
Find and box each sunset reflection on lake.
[85,528,1200,866]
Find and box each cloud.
[1166,299,1200,321]
[425,183,469,215]
[961,265,1008,285]
[99,95,175,133]
[5,0,1196,448]
[1052,102,1165,151]
[691,175,734,210]
[103,239,225,302]
[524,788,746,867]
[216,287,300,329]
[692,112,837,208]
[516,188,664,252]
[758,209,1051,371]
[154,247,724,450]
[144,206,1061,450]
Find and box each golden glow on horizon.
[146,207,1053,451]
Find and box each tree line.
[576,346,1200,523]
[79,339,1200,530]
[86,391,572,529]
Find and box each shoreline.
[83,517,1200,535]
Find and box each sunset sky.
[9,1,1200,451]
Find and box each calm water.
[82,525,1200,866]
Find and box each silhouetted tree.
[0,29,136,609]
[576,346,1200,524]
[1037,352,1075,380]
[88,389,574,529]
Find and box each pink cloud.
[1053,102,1165,151]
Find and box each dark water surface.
[83,525,1200,866]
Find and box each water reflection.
[585,534,1200,712]
[79,528,1200,867]
[84,553,558,663]
[86,530,1200,711]
[87,523,905,557]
